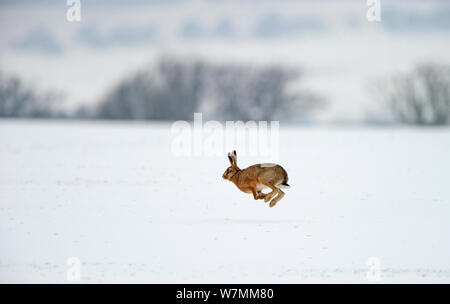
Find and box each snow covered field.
[1,120,449,283]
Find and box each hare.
[222,150,290,207]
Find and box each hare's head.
[222,150,239,180]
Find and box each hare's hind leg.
[263,183,278,203]
[269,188,284,208]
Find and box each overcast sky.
[1,0,449,122]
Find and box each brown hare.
[222,150,290,207]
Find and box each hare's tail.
[278,172,290,189]
[279,182,290,189]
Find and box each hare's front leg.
[256,190,266,200]
[251,188,266,200]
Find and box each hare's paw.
[257,193,266,200]
[269,200,277,208]
[264,195,271,203]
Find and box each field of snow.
[1,119,449,283]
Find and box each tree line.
[0,57,323,122]
[1,58,449,125]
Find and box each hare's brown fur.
[222,151,289,207]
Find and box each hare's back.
[254,164,288,185]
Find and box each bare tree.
[96,57,207,121]
[374,63,450,125]
[0,74,65,118]
[95,57,324,122]
[208,64,323,121]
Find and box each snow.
[1,119,450,283]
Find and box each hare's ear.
[227,153,233,165]
[230,150,238,168]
